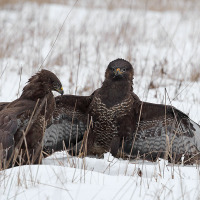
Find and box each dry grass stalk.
[190,67,200,82]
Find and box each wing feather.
[0,102,9,112]
[0,101,35,164]
[0,94,93,155]
[0,114,18,161]
[124,101,200,163]
[43,94,93,153]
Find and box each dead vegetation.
[190,65,200,82]
[1,0,200,11]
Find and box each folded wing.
[0,114,18,161]
[0,103,32,165]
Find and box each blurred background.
[0,0,200,122]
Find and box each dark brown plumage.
[43,94,92,154]
[85,59,140,156]
[0,69,63,167]
[123,102,200,164]
[0,103,7,112]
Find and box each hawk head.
[36,69,64,95]
[105,58,134,81]
[21,69,64,100]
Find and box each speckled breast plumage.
[88,95,133,155]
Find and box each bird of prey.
[45,59,200,164]
[43,59,139,157]
[43,58,200,164]
[0,69,63,168]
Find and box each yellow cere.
[116,68,120,72]
[61,87,63,91]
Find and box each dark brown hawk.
[0,69,63,168]
[43,58,200,164]
[82,59,140,157]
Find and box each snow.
[1,153,200,199]
[0,1,200,199]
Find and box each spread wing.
[43,94,93,154]
[124,102,200,163]
[0,94,93,155]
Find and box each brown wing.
[124,101,200,163]
[0,114,18,161]
[43,93,94,154]
[0,98,41,165]
[0,94,93,155]
[0,101,33,163]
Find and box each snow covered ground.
[1,153,200,200]
[0,1,200,199]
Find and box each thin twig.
[38,0,79,70]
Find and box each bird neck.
[99,79,133,107]
[102,78,133,91]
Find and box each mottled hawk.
[43,58,200,164]
[0,69,63,168]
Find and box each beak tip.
[61,90,64,96]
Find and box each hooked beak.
[55,87,64,95]
[114,68,122,76]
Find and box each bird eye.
[112,68,115,72]
[122,68,126,72]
